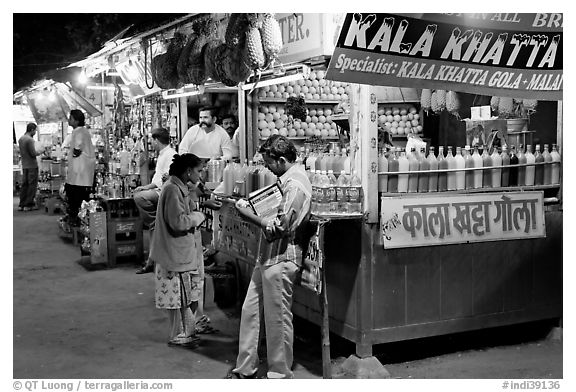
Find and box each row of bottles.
[108,141,142,176]
[310,170,363,215]
[222,161,278,197]
[378,144,561,193]
[304,147,352,176]
[95,172,140,199]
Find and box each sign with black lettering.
[327,13,562,100]
[380,191,546,248]
[299,224,324,295]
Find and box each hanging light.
[127,59,140,81]
[78,69,88,84]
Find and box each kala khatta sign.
[380,191,546,249]
[326,13,562,100]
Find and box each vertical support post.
[178,97,188,143]
[349,84,378,223]
[245,89,256,160]
[238,87,247,163]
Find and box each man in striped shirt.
[228,135,312,379]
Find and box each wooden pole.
[318,221,332,379]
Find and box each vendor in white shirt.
[222,113,240,159]
[179,107,234,160]
[133,127,177,274]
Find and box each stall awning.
[13,104,35,122]
[326,13,563,100]
[22,81,102,124]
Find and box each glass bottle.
[464,145,474,190]
[446,146,457,191]
[427,147,438,192]
[437,146,448,192]
[524,145,535,186]
[387,148,399,193]
[534,144,545,185]
[542,144,553,185]
[417,147,430,192]
[482,146,492,188]
[407,148,419,193]
[455,146,465,190]
[397,149,409,193]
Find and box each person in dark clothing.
[18,123,45,211]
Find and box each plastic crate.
[105,217,143,267]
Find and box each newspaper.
[247,182,283,221]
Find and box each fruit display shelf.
[256,98,342,105]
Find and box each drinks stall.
[212,13,563,376]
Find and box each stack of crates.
[100,198,143,267]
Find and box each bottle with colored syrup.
[500,146,510,187]
[397,149,409,193]
[481,147,492,188]
[542,144,553,185]
[491,147,502,188]
[517,144,526,186]
[464,145,474,190]
[550,144,561,184]
[446,146,457,191]
[534,144,545,185]
[472,146,483,189]
[437,146,448,192]
[509,145,519,186]
[455,146,465,190]
[427,146,438,192]
[387,148,399,193]
[407,148,419,193]
[417,147,430,192]
[524,145,535,186]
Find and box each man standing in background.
[179,107,234,160]
[221,114,240,159]
[64,110,95,226]
[18,122,44,211]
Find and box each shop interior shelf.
[256,98,341,105]
[377,100,420,105]
[380,184,561,197]
[259,137,339,141]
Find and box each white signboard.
[380,191,546,249]
[276,13,345,64]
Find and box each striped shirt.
[255,163,312,267]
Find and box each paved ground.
[12,198,562,380]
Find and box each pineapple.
[225,13,248,48]
[245,26,265,69]
[430,91,440,113]
[446,91,460,118]
[260,13,283,59]
[420,89,432,111]
[498,97,514,118]
[490,96,500,111]
[436,90,447,111]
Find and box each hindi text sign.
[381,191,545,248]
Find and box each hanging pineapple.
[446,91,461,119]
[498,97,515,118]
[420,89,432,113]
[260,13,283,67]
[490,96,500,112]
[225,13,248,48]
[430,91,440,113]
[436,89,447,111]
[244,14,266,70]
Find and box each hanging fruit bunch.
[491,96,538,118]
[430,91,440,113]
[446,91,461,119]
[152,31,187,89]
[435,90,447,112]
[420,89,432,114]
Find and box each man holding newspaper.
[228,135,312,379]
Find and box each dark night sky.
[13,13,187,92]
